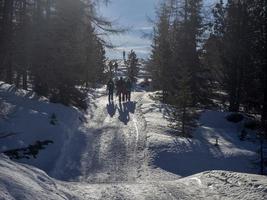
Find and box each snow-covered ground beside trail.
[0,81,84,173]
[1,153,267,200]
[141,92,260,178]
[1,61,267,199]
[0,154,69,200]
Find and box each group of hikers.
[108,61,119,75]
[107,77,132,103]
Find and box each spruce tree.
[0,0,110,109]
[171,67,194,137]
[203,0,266,136]
[150,2,172,102]
[126,50,139,83]
[0,0,14,84]
[149,0,206,135]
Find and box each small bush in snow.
[3,140,53,159]
[49,86,88,110]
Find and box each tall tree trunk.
[6,58,13,83]
[22,70,27,90]
[182,105,186,134]
[46,0,51,19]
[16,73,21,88]
[262,27,267,135]
[262,71,267,136]
[0,0,4,43]
[261,0,267,136]
[2,0,14,84]
[21,0,27,89]
[184,0,188,22]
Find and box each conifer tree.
[0,0,111,109]
[150,2,172,102]
[149,0,205,135]
[203,0,266,135]
[171,67,193,137]
[126,50,139,82]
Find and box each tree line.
[148,0,267,136]
[0,0,110,109]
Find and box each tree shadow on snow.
[153,134,257,177]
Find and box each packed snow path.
[51,89,151,183]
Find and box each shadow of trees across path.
[106,101,136,125]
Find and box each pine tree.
[13,0,31,90]
[183,0,207,105]
[0,0,14,84]
[45,0,87,107]
[149,0,206,136]
[202,0,226,107]
[171,67,194,137]
[0,0,110,109]
[149,2,172,102]
[223,0,251,111]
[126,50,139,83]
[247,0,267,135]
[204,0,266,135]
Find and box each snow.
[1,153,267,199]
[0,154,69,200]
[137,92,260,178]
[0,81,83,173]
[1,62,267,199]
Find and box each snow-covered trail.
[81,90,150,183]
[51,89,151,184]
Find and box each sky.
[98,0,216,60]
[99,0,160,59]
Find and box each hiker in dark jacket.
[125,78,132,101]
[107,79,114,102]
[116,77,125,103]
[114,61,118,74]
[122,78,128,102]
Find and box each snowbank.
[1,154,267,200]
[0,82,83,174]
[177,170,267,200]
[0,154,69,200]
